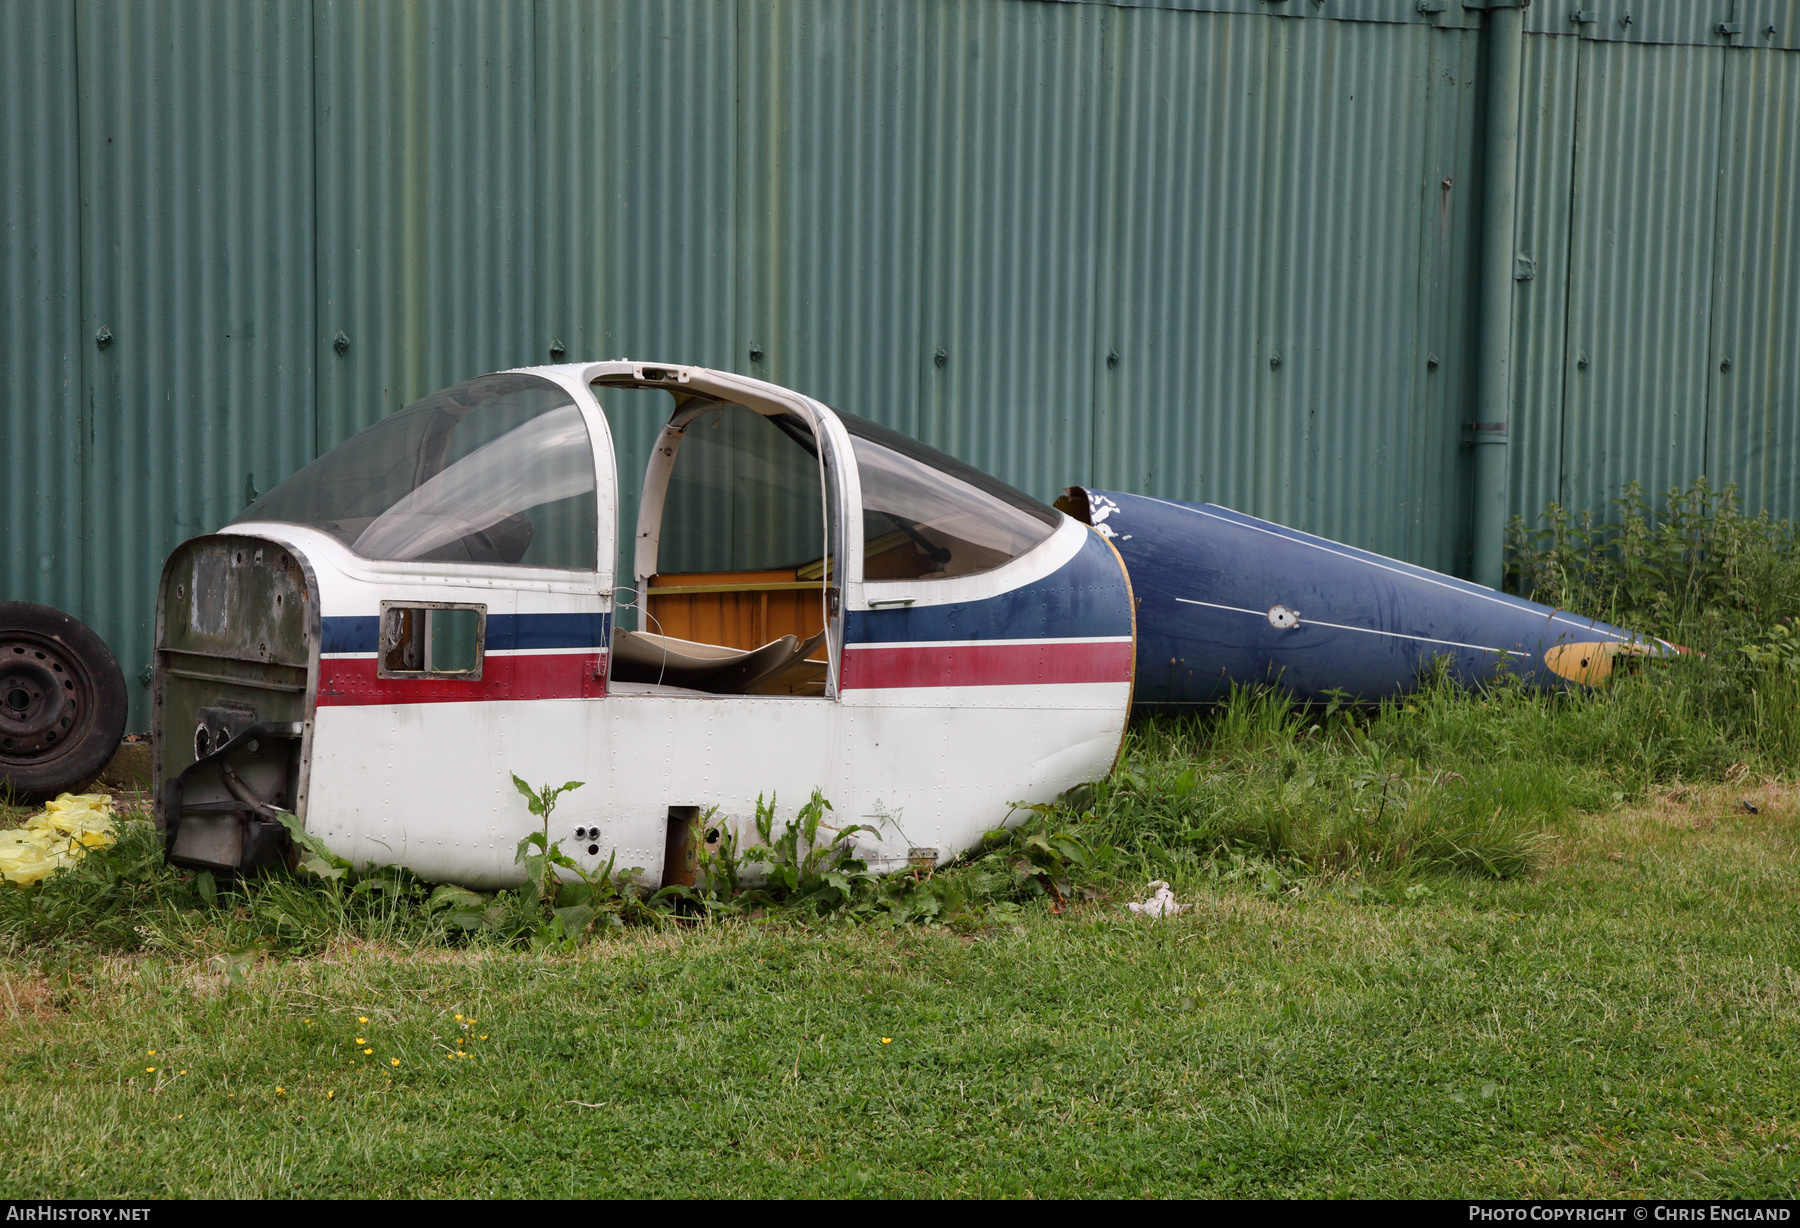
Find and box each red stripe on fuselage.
[840,640,1133,690]
[317,653,607,706]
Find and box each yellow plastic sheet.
[0,792,117,886]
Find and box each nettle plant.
[505,774,655,943]
[742,790,880,911]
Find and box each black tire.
[0,602,129,802]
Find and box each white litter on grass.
[1126,880,1184,918]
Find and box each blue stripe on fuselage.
[321,611,610,654]
[846,529,1131,645]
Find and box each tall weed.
[1507,476,1800,768]
[1085,684,1565,887]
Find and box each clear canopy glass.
[234,374,598,569]
[839,413,1060,581]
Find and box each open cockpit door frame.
[577,361,864,699]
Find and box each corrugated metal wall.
[1708,45,1800,519]
[1091,11,1483,567]
[3,0,1797,729]
[77,0,319,725]
[1,2,83,625]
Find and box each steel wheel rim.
[0,632,95,765]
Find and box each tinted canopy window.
[841,413,1060,581]
[235,374,597,568]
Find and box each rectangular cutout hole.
[383,607,423,672]
[664,806,699,889]
[379,603,485,679]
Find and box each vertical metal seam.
[1253,15,1289,518]
[909,0,932,445]
[529,0,540,371]
[71,0,92,622]
[1554,32,1588,509]
[735,0,749,376]
[310,0,321,460]
[1088,5,1122,490]
[1471,3,1523,587]
[1700,37,1735,482]
[1412,24,1440,559]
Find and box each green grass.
[0,782,1796,1198]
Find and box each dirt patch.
[1643,779,1797,830]
[0,971,55,1024]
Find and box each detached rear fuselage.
[1062,488,1669,706]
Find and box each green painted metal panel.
[1558,39,1725,516]
[0,1,84,618]
[535,0,742,610]
[905,0,1110,500]
[1507,31,1581,524]
[735,0,1110,508]
[78,0,317,727]
[1707,46,1800,515]
[314,0,539,452]
[1094,12,1483,573]
[1740,0,1800,52]
[1522,0,1797,50]
[733,0,932,437]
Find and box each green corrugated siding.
[77,0,319,719]
[1093,10,1484,571]
[1557,39,1726,515]
[0,1,83,622]
[2,1,1797,730]
[1708,46,1800,517]
[315,0,541,449]
[1507,29,1580,523]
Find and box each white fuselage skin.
[228,362,1131,889]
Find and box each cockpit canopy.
[234,367,1062,586]
[236,373,598,569]
[838,412,1059,581]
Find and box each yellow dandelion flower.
[390,1057,400,1067]
[363,1048,373,1055]
[881,1038,892,1044]
[455,1014,464,1021]
[359,1016,368,1023]
[180,1070,187,1075]
[355,1037,366,1045]
[148,1050,156,1056]
[146,1066,157,1073]
[276,1087,285,1095]
[327,1090,335,1099]
[479,1034,487,1040]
